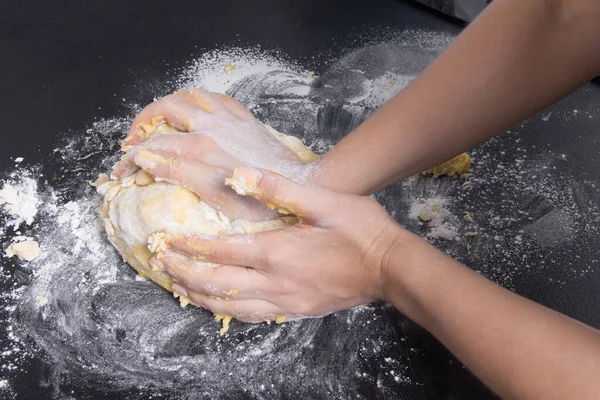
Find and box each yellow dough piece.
[98,114,316,333]
[424,153,471,177]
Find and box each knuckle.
[274,278,296,296]
[167,158,183,178]
[256,237,279,268]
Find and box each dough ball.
[98,114,316,331]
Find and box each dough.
[5,236,40,261]
[98,116,316,333]
[424,153,471,177]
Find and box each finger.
[124,95,214,148]
[134,149,227,195]
[112,132,240,178]
[166,231,272,268]
[184,291,285,323]
[174,88,255,119]
[173,88,225,114]
[212,93,255,119]
[137,133,240,170]
[132,150,274,220]
[155,251,269,301]
[226,167,338,221]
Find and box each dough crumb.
[93,173,109,187]
[6,236,41,261]
[409,198,459,241]
[464,211,474,223]
[148,232,170,253]
[225,174,260,197]
[215,314,233,334]
[176,294,191,308]
[424,153,471,177]
[223,288,239,298]
[37,296,48,306]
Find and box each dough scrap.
[425,153,471,177]
[99,114,314,333]
[5,236,40,262]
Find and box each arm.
[156,168,600,400]
[311,0,600,194]
[118,0,600,201]
[386,232,600,400]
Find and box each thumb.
[225,167,335,221]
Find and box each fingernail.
[134,150,165,170]
[148,257,164,271]
[172,283,188,298]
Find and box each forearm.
[385,230,600,399]
[311,0,600,194]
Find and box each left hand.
[151,167,406,322]
[111,88,313,221]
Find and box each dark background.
[1,0,463,171]
[1,1,599,399]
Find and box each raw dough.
[5,236,40,261]
[98,115,316,332]
[424,153,471,177]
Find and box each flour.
[0,175,40,229]
[409,197,459,240]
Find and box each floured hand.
[151,167,406,322]
[113,88,316,221]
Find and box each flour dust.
[0,29,599,399]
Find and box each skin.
[115,0,600,398]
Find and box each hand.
[112,88,314,221]
[151,167,406,322]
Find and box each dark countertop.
[1,1,599,399]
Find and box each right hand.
[112,88,314,221]
[151,167,410,321]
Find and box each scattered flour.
[0,176,39,229]
[409,197,459,240]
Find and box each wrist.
[302,155,368,194]
[378,228,433,318]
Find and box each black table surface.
[1,1,599,399]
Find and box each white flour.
[0,175,40,230]
[409,197,460,240]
